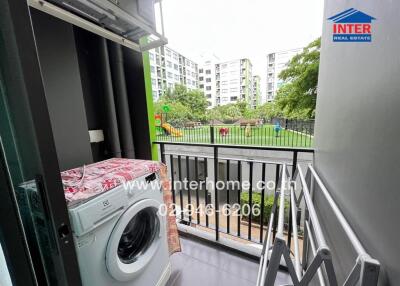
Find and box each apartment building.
[214,58,253,107]
[252,75,261,108]
[266,48,302,102]
[198,54,219,107]
[149,46,198,101]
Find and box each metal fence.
[156,141,313,245]
[156,122,314,148]
[155,141,381,286]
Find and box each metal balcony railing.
[256,164,381,286]
[156,142,313,253]
[155,141,381,285]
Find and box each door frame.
[0,141,37,286]
[0,0,82,284]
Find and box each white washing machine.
[68,172,171,286]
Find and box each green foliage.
[240,192,275,224]
[206,100,264,123]
[275,37,321,119]
[163,84,208,121]
[206,103,243,123]
[240,191,289,225]
[154,99,191,127]
[254,102,283,121]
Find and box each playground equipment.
[219,127,229,137]
[161,123,183,137]
[245,123,252,137]
[274,122,282,137]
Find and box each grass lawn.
[156,124,313,148]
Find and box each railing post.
[288,151,298,250]
[214,146,219,241]
[272,164,280,240]
[210,125,215,144]
[292,151,298,177]
[160,143,166,164]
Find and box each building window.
[175,74,179,81]
[199,76,204,81]
[174,64,178,71]
[205,69,211,74]
[150,66,155,73]
[199,84,204,88]
[206,86,211,91]
[207,94,212,98]
[230,96,238,101]
[199,68,203,73]
[167,72,173,79]
[206,78,211,83]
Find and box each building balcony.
[152,141,381,286]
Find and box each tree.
[274,37,321,119]
[154,99,191,127]
[163,84,208,121]
[206,103,242,123]
[255,102,283,120]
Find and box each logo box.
[328,8,376,42]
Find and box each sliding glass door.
[0,0,82,285]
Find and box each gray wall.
[314,1,400,285]
[31,10,93,171]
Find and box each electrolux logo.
[328,8,376,42]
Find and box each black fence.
[156,121,314,148]
[156,141,314,247]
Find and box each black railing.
[156,123,314,148]
[155,141,314,249]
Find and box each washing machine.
[68,171,171,286]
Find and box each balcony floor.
[166,235,292,286]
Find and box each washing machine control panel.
[69,173,162,237]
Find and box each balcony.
[154,141,380,286]
[167,235,291,286]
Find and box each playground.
[155,120,313,148]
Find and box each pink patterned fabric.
[61,158,181,254]
[61,158,160,205]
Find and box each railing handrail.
[308,164,369,257]
[162,151,301,166]
[276,164,287,237]
[297,165,328,249]
[154,141,314,153]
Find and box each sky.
[159,0,324,100]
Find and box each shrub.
[240,191,288,225]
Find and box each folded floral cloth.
[61,158,181,255]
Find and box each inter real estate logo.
[328,8,376,42]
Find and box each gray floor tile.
[166,236,292,286]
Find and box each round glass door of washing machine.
[106,199,164,282]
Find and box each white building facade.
[266,48,302,102]
[198,54,219,108]
[149,46,198,101]
[215,59,253,106]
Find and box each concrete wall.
[314,1,400,284]
[31,10,93,171]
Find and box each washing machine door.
[106,199,164,282]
